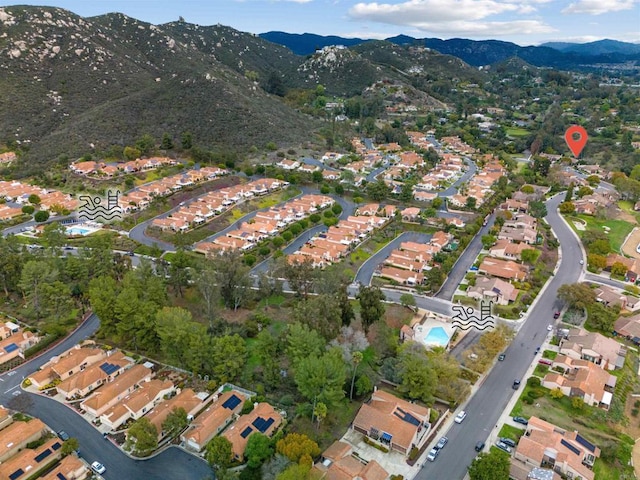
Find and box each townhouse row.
[0,180,77,219]
[0,320,39,368]
[0,406,90,480]
[151,177,285,233]
[195,193,332,254]
[448,158,507,208]
[70,156,177,177]
[118,165,228,213]
[377,231,454,287]
[287,202,395,268]
[27,344,283,463]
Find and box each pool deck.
[411,311,457,350]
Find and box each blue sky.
[7,0,640,46]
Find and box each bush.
[241,400,255,415]
[259,246,271,256]
[408,446,419,461]
[281,231,293,242]
[632,409,639,417]
[363,436,389,453]
[527,377,541,388]
[24,334,62,359]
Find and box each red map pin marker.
[564,125,588,157]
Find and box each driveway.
[415,193,583,480]
[0,315,213,480]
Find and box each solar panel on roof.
[261,418,275,432]
[56,474,67,480]
[560,439,581,456]
[252,417,265,431]
[222,394,241,410]
[4,343,18,353]
[9,469,24,480]
[575,434,596,452]
[240,426,253,438]
[52,441,62,450]
[35,448,52,463]
[99,362,119,375]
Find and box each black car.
[475,441,485,452]
[500,437,517,448]
[513,416,529,426]
[498,353,506,361]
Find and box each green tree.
[0,236,25,296]
[587,253,607,271]
[366,180,391,201]
[135,134,155,156]
[400,293,416,309]
[34,210,50,222]
[61,438,79,456]
[181,131,193,150]
[168,250,192,297]
[611,262,628,277]
[282,258,316,300]
[162,407,188,439]
[21,205,34,215]
[210,335,247,383]
[398,344,437,404]
[520,249,540,265]
[558,283,596,311]
[276,464,311,480]
[468,450,510,480]
[286,322,326,368]
[481,234,496,249]
[465,196,477,209]
[123,146,141,160]
[357,286,385,334]
[349,351,363,401]
[28,193,41,205]
[255,330,280,388]
[294,349,346,417]
[19,260,58,319]
[206,436,234,469]
[214,250,252,310]
[88,275,120,338]
[275,433,320,464]
[245,433,274,468]
[529,201,547,219]
[576,186,593,198]
[564,183,574,202]
[559,202,575,214]
[195,264,219,330]
[161,133,174,150]
[124,418,158,456]
[313,402,327,429]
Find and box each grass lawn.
[498,424,525,442]
[350,249,371,263]
[533,364,549,377]
[568,214,635,252]
[505,127,530,137]
[619,200,640,223]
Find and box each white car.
[454,410,467,424]
[547,324,553,331]
[91,462,106,475]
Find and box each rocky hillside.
[0,6,319,174]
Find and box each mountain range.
[259,32,640,68]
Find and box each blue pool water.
[66,226,90,236]
[424,326,450,347]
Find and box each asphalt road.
[439,158,478,197]
[416,193,582,480]
[436,212,496,301]
[2,214,78,237]
[0,314,213,480]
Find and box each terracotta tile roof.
[80,364,151,415]
[223,402,282,459]
[56,351,131,397]
[0,419,47,461]
[352,390,429,452]
[147,388,207,437]
[183,391,246,450]
[39,454,88,480]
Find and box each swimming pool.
[66,226,91,236]
[424,326,450,347]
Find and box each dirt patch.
[622,227,640,260]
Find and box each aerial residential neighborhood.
[0,3,639,480]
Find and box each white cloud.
[562,0,639,15]
[349,0,520,24]
[340,31,396,39]
[347,0,554,37]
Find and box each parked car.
[91,462,106,475]
[496,441,512,453]
[435,437,448,450]
[475,441,485,452]
[547,324,553,331]
[427,448,439,462]
[579,259,584,265]
[454,410,467,424]
[512,379,521,390]
[498,353,506,361]
[57,430,69,441]
[500,437,517,448]
[553,310,561,319]
[513,416,529,426]
[535,346,541,354]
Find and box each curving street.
[415,192,584,480]
[0,314,213,480]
